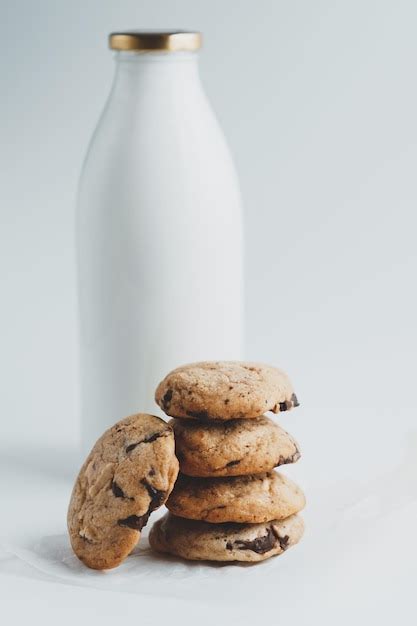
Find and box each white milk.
[77,33,243,448]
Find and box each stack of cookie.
[149,361,305,563]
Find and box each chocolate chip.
[126,431,165,453]
[162,389,173,410]
[233,527,278,554]
[142,431,164,444]
[291,393,300,407]
[279,401,288,412]
[112,481,134,500]
[274,447,301,467]
[226,459,241,467]
[148,467,156,476]
[118,513,150,531]
[224,399,230,404]
[277,534,290,550]
[111,481,125,498]
[186,410,209,420]
[291,445,301,463]
[140,479,166,511]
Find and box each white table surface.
[1,408,416,626]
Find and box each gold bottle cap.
[109,31,202,52]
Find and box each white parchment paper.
[1,428,417,624]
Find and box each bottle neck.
[112,50,201,93]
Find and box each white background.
[1,1,417,624]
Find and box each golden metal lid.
[109,31,202,52]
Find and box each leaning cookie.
[171,416,300,477]
[149,512,304,562]
[67,413,179,570]
[155,361,299,420]
[166,471,305,524]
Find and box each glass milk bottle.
[77,31,243,448]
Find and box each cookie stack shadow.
[149,362,305,563]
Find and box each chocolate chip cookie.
[155,361,299,420]
[149,512,304,562]
[166,471,305,524]
[67,413,179,570]
[171,416,300,477]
